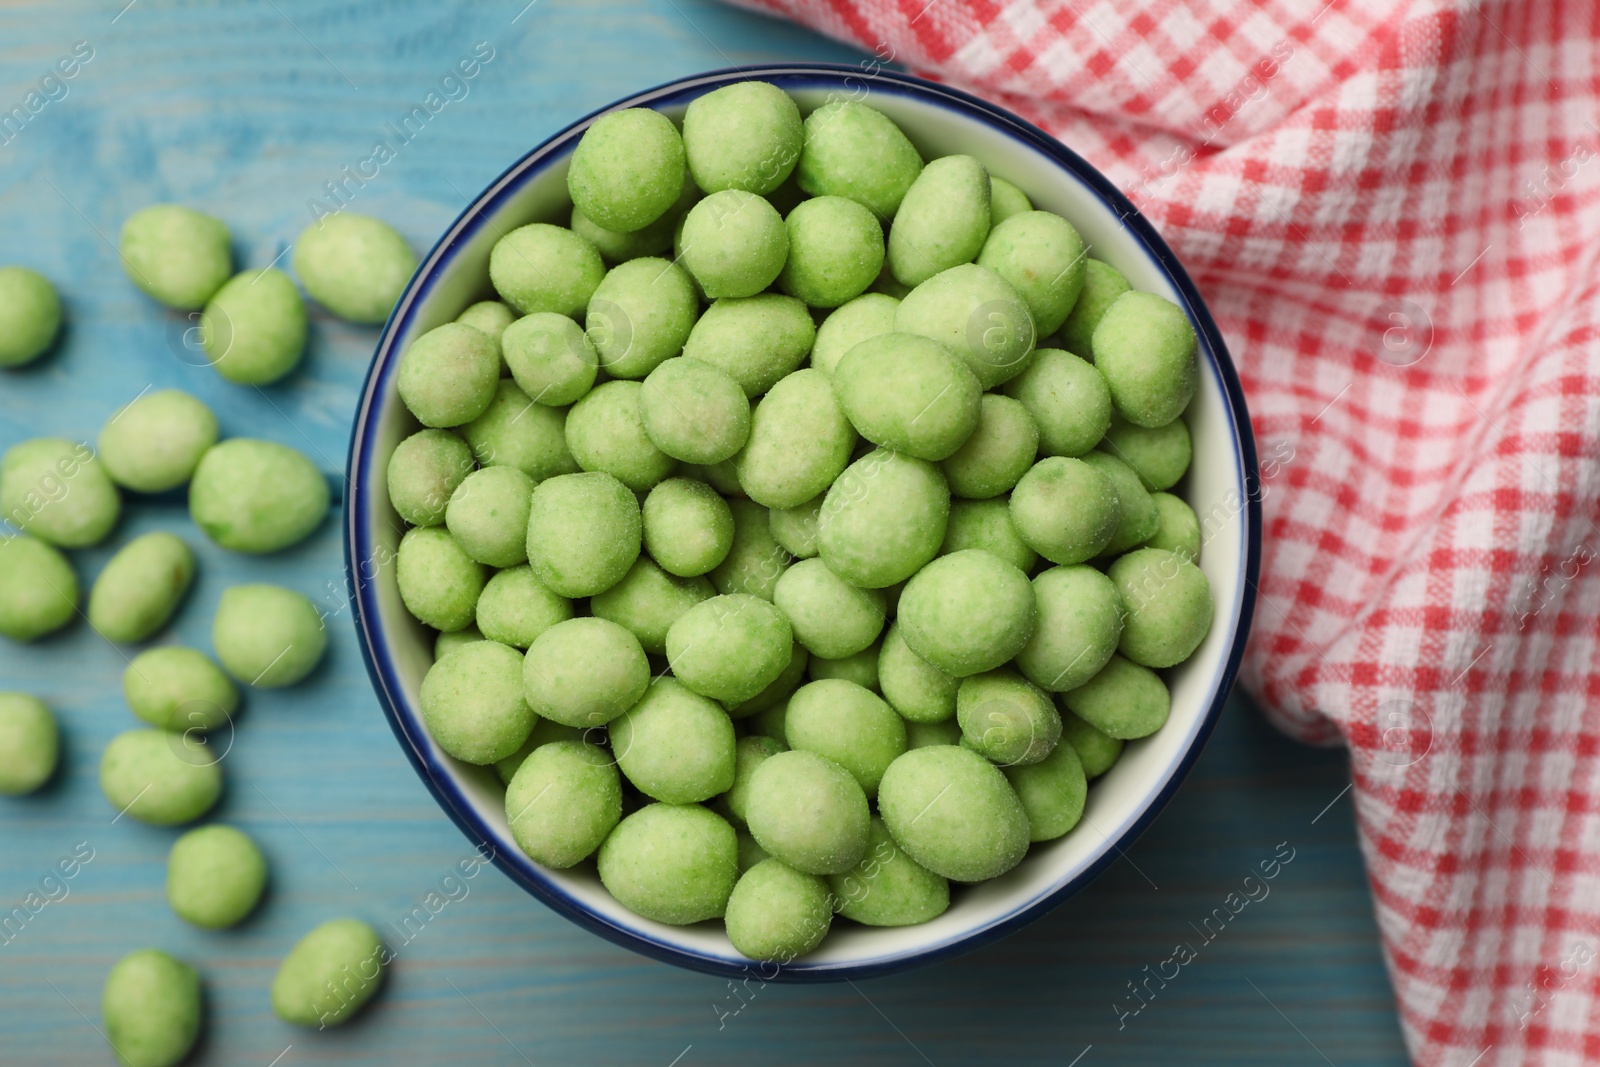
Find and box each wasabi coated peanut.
[456,299,516,349]
[642,477,733,577]
[878,623,958,725]
[940,498,1037,573]
[896,263,1036,389]
[809,641,880,691]
[568,108,686,232]
[1063,708,1124,778]
[437,624,486,659]
[201,269,306,384]
[0,266,61,365]
[445,465,535,567]
[977,211,1088,337]
[387,429,474,527]
[476,565,573,648]
[709,498,792,601]
[769,493,822,559]
[989,176,1032,228]
[190,438,328,554]
[167,824,267,928]
[746,750,870,875]
[566,380,677,490]
[1092,290,1199,427]
[124,646,239,732]
[213,584,328,687]
[772,558,885,659]
[888,154,990,287]
[878,745,1030,882]
[462,380,580,481]
[905,718,962,749]
[272,919,386,1027]
[1062,654,1170,739]
[829,816,949,927]
[817,449,949,589]
[725,859,832,961]
[396,526,487,631]
[1015,565,1123,693]
[638,357,751,465]
[737,368,858,508]
[1103,415,1191,491]
[102,948,201,1067]
[1057,257,1130,356]
[956,669,1061,766]
[1004,739,1087,841]
[679,190,788,298]
[666,593,792,704]
[421,640,534,764]
[88,532,194,643]
[0,437,120,548]
[612,676,737,803]
[0,536,77,641]
[1009,456,1120,565]
[797,101,923,218]
[505,739,622,867]
[778,195,885,308]
[501,312,598,407]
[120,205,231,310]
[524,471,641,597]
[726,641,807,719]
[811,292,898,378]
[1108,547,1214,668]
[591,556,714,654]
[489,222,605,316]
[682,293,815,397]
[99,729,222,825]
[941,393,1039,499]
[1081,450,1160,555]
[785,679,906,797]
[1147,491,1201,560]
[0,693,57,794]
[682,80,803,195]
[599,804,739,925]
[833,334,982,461]
[585,257,698,379]
[898,549,1036,677]
[1001,349,1112,457]
[524,616,649,727]
[397,322,500,428]
[293,213,416,324]
[98,389,219,492]
[714,734,784,826]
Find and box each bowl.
[346,63,1260,981]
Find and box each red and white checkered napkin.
[731,0,1600,1060]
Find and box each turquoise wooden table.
[0,2,1410,1063]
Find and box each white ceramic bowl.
[346,64,1260,980]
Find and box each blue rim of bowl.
[347,62,1262,982]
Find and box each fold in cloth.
[723,1,1600,1062]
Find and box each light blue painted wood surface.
[0,2,1410,1063]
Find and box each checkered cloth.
[727,0,1600,1061]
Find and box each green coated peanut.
[201,269,307,384]
[189,438,328,554]
[120,204,232,311]
[98,389,218,492]
[88,531,194,643]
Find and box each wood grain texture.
[0,2,1408,1063]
